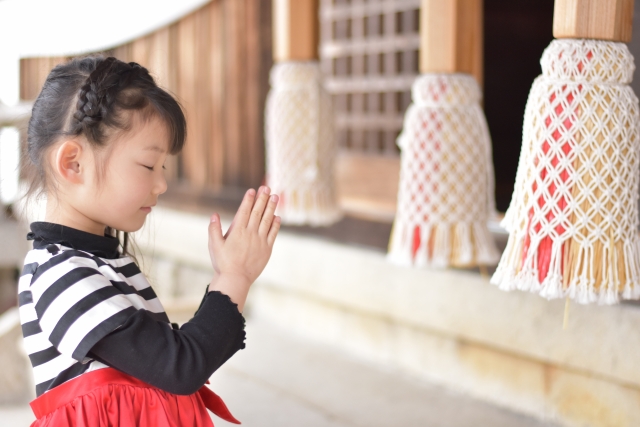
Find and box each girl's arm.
[89,289,244,395]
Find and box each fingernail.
[247,188,256,196]
[264,187,271,195]
[210,214,217,223]
[270,195,278,203]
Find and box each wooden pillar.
[419,0,483,85]
[273,0,319,62]
[553,0,633,42]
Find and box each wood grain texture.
[553,0,634,42]
[246,0,267,187]
[177,12,207,188]
[208,0,225,190]
[273,0,319,61]
[420,0,483,84]
[223,0,244,187]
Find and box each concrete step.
[211,320,558,427]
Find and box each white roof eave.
[0,0,211,58]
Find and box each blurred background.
[2,1,640,426]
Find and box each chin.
[106,220,146,233]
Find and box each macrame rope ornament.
[492,39,640,305]
[388,74,500,268]
[265,62,342,226]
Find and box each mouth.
[141,205,155,213]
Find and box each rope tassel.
[265,61,342,226]
[388,74,499,268]
[492,39,640,304]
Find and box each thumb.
[208,213,224,250]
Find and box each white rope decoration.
[492,39,640,305]
[265,61,342,226]
[388,73,499,268]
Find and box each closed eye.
[141,163,166,171]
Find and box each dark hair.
[24,55,186,256]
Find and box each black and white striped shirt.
[20,222,245,397]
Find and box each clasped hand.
[207,186,281,311]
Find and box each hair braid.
[71,58,154,142]
[72,58,116,128]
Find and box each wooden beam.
[553,0,634,42]
[273,0,319,62]
[419,0,483,85]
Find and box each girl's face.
[96,115,169,232]
[67,114,170,234]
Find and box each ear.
[53,139,85,184]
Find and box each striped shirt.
[19,223,170,396]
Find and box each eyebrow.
[143,146,167,154]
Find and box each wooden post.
[419,0,483,85]
[273,0,319,62]
[553,0,634,42]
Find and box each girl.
[18,56,281,426]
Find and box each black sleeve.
[88,290,246,395]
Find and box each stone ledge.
[260,237,640,393]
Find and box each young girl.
[18,56,281,426]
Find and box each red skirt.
[29,368,240,427]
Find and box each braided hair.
[71,57,153,142]
[24,55,186,255]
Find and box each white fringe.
[387,220,500,268]
[274,187,342,227]
[491,234,640,305]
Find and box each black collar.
[27,222,121,259]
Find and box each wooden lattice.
[320,0,421,155]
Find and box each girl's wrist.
[208,273,252,312]
[209,272,251,289]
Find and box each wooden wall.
[20,0,272,199]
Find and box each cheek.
[104,166,152,206]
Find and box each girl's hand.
[207,186,281,310]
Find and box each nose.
[154,170,168,196]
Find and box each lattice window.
[320,0,421,156]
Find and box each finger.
[233,188,257,230]
[248,186,271,230]
[267,215,281,246]
[227,187,266,237]
[258,194,279,237]
[208,213,224,250]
